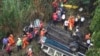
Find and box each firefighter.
[8,34,15,46]
[85,33,91,40]
[22,35,29,49]
[68,16,75,31]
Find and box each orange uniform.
[85,33,90,40]
[8,34,15,46]
[68,16,75,30]
[40,29,46,37]
[22,36,29,49]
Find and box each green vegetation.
[86,0,100,56]
[0,0,34,38]
[0,0,100,55]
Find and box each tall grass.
[0,0,34,38]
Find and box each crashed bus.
[41,25,87,56]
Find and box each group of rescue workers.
[52,0,93,49]
[2,19,46,56]
[2,0,93,56]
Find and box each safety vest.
[8,36,15,46]
[22,37,29,48]
[68,16,75,30]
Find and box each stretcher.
[61,4,78,9]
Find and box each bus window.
[43,45,48,50]
[48,48,55,56]
[55,51,62,56]
[63,54,67,56]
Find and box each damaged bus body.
[41,25,87,56]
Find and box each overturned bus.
[41,25,87,56]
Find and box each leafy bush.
[0,0,34,39]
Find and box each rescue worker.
[52,12,58,25]
[85,33,91,40]
[40,28,47,38]
[34,19,40,28]
[63,0,67,4]
[39,28,47,44]
[56,9,62,21]
[80,16,85,27]
[68,16,75,31]
[52,0,58,12]
[29,22,34,32]
[40,36,47,44]
[16,38,22,51]
[5,43,12,56]
[26,32,33,43]
[39,21,44,30]
[2,37,8,49]
[26,48,33,56]
[8,34,15,46]
[33,27,39,40]
[61,12,66,24]
[22,35,29,49]
[63,19,69,31]
[74,14,81,27]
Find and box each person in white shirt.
[29,22,34,32]
[61,12,66,24]
[80,16,85,27]
[74,17,79,26]
[79,7,83,12]
[64,19,69,30]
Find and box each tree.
[0,0,34,39]
[86,0,100,56]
